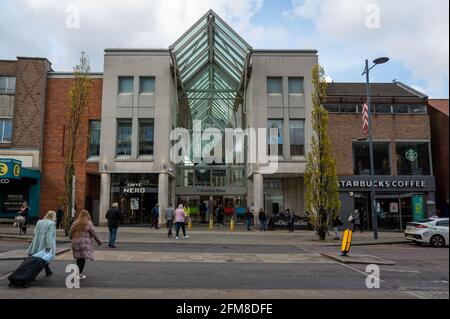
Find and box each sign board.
[412,196,425,221]
[390,202,399,213]
[0,159,22,180]
[130,198,139,210]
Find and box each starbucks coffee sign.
[338,176,435,192]
[405,149,419,162]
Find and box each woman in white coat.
[27,211,57,277]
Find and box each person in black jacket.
[18,202,30,235]
[105,203,124,248]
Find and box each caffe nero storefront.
[0,158,41,221]
[338,176,436,231]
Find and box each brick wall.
[13,58,51,150]
[328,113,431,175]
[40,77,102,217]
[429,108,449,211]
[0,61,17,75]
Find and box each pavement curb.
[0,234,71,244]
[323,240,411,247]
[321,253,396,265]
[0,248,71,261]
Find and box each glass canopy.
[170,10,252,129]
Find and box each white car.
[405,218,449,248]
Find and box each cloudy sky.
[1,0,448,97]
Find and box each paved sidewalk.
[0,224,409,246]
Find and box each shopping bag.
[33,249,54,263]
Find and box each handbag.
[33,249,54,263]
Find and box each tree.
[63,52,92,236]
[305,65,341,240]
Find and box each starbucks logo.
[405,149,418,162]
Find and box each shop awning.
[170,10,252,129]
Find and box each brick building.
[40,73,103,222]
[428,99,449,216]
[0,57,52,221]
[325,82,436,231]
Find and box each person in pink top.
[175,205,189,240]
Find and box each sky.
[0,0,448,98]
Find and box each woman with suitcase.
[70,210,103,281]
[27,211,57,277]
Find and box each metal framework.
[170,10,252,129]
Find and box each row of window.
[118,77,155,94]
[267,119,305,156]
[353,141,431,176]
[324,103,427,115]
[0,118,12,143]
[0,76,16,95]
[267,77,304,95]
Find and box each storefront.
[0,158,40,221]
[110,173,159,225]
[338,176,436,231]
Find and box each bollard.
[230,217,235,231]
[209,218,214,231]
[341,229,353,256]
[188,219,193,230]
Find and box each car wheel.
[430,235,446,248]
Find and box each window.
[410,105,427,114]
[116,119,132,156]
[288,77,304,94]
[139,119,154,156]
[87,121,101,157]
[267,77,282,94]
[289,120,305,156]
[396,142,431,176]
[268,119,283,156]
[118,77,134,94]
[393,105,410,114]
[374,104,392,114]
[437,220,449,227]
[0,76,16,94]
[340,104,358,113]
[353,142,391,175]
[140,77,155,94]
[0,118,12,143]
[324,104,340,113]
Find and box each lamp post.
[362,57,389,240]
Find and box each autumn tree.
[304,65,341,240]
[63,52,92,236]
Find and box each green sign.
[412,195,425,221]
[405,149,419,162]
[0,159,22,180]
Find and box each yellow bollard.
[188,219,192,230]
[209,218,214,231]
[341,229,353,256]
[230,217,235,231]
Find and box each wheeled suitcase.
[8,256,46,288]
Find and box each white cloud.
[0,0,269,71]
[285,0,449,97]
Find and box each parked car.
[405,218,449,248]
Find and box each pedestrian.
[56,206,64,229]
[245,208,253,231]
[69,210,103,281]
[350,209,363,233]
[105,203,123,248]
[287,209,295,233]
[26,211,57,277]
[175,204,189,240]
[18,201,30,235]
[259,209,267,232]
[166,204,175,238]
[332,215,344,240]
[199,201,207,224]
[151,204,160,229]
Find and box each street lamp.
[362,57,389,240]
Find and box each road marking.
[384,269,421,274]
[0,273,12,281]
